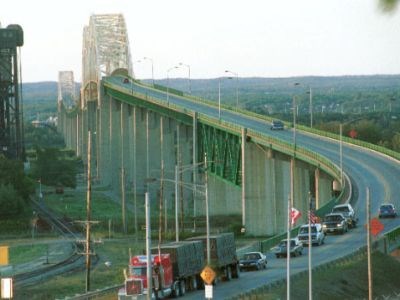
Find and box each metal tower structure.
[58,71,76,109]
[0,23,24,159]
[81,14,133,108]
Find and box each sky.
[1,0,399,82]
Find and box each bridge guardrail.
[298,124,400,162]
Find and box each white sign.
[205,284,213,299]
[1,278,13,299]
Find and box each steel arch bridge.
[58,14,342,237]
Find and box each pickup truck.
[271,238,303,258]
[322,213,348,234]
[331,203,357,228]
[297,223,325,246]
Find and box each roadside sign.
[205,284,213,299]
[1,278,13,299]
[370,218,384,236]
[0,246,8,265]
[201,266,216,285]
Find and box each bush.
[0,184,25,216]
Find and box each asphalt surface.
[105,77,400,299]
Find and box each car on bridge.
[378,203,397,218]
[331,203,357,228]
[322,213,348,234]
[239,252,267,271]
[297,223,325,246]
[270,120,284,130]
[271,238,303,258]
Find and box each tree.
[379,0,399,12]
[0,184,24,216]
[0,155,34,201]
[32,147,77,188]
[392,133,400,152]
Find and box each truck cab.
[119,254,174,299]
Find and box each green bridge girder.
[198,123,242,186]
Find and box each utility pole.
[366,187,372,300]
[75,131,98,293]
[85,131,92,292]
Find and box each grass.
[14,238,144,300]
[9,244,47,265]
[245,251,400,300]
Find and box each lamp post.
[308,87,313,128]
[178,62,191,94]
[340,124,343,187]
[218,78,221,120]
[167,66,178,104]
[142,57,154,86]
[225,70,239,110]
[147,161,213,243]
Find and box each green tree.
[32,147,77,188]
[0,155,34,201]
[392,133,400,151]
[0,184,24,216]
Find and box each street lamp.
[167,66,178,104]
[225,70,239,110]
[306,87,313,128]
[146,162,210,242]
[142,57,154,86]
[218,78,221,120]
[178,62,191,94]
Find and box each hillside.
[21,75,400,122]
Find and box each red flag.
[291,207,302,226]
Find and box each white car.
[297,223,325,246]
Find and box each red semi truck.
[118,241,204,299]
[118,233,239,299]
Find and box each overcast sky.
[1,0,399,82]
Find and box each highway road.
[106,77,400,299]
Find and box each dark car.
[322,213,348,234]
[270,120,284,130]
[271,238,303,258]
[379,204,397,218]
[239,252,267,271]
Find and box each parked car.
[270,120,284,130]
[378,203,397,218]
[271,238,303,258]
[297,223,325,246]
[331,203,357,228]
[239,252,267,271]
[322,213,348,234]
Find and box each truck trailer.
[186,232,240,281]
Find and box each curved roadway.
[105,77,400,299]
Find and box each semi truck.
[118,240,204,299]
[118,233,239,299]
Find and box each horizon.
[2,0,399,82]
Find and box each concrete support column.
[274,158,290,233]
[135,108,147,195]
[315,168,334,208]
[241,128,247,230]
[293,160,311,225]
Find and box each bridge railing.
[298,124,400,161]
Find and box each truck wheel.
[172,282,180,298]
[233,263,240,278]
[179,280,186,296]
[191,276,198,290]
[226,266,232,280]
